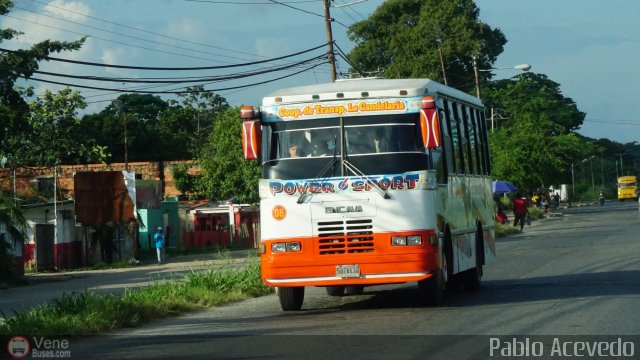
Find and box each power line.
[0,43,328,70]
[185,0,321,3]
[24,54,328,84]
[27,0,268,59]
[2,14,234,63]
[22,61,329,94]
[12,5,258,63]
[583,119,640,126]
[334,0,365,21]
[267,0,325,18]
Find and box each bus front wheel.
[345,286,365,295]
[418,271,444,306]
[325,286,345,296]
[277,287,305,311]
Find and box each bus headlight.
[391,236,407,246]
[407,236,422,245]
[272,243,286,253]
[286,242,302,252]
[272,242,301,253]
[392,235,423,246]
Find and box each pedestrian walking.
[513,192,528,232]
[153,226,166,264]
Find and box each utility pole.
[323,0,336,82]
[437,38,448,85]
[473,56,481,98]
[124,111,128,171]
[616,153,625,176]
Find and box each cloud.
[43,0,93,22]
[1,0,92,45]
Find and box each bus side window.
[442,99,456,175]
[470,108,483,175]
[478,110,491,175]
[461,105,475,175]
[451,102,467,174]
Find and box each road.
[12,202,640,359]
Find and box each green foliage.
[495,223,521,237]
[347,0,506,92]
[484,73,585,133]
[0,261,273,335]
[0,190,26,283]
[23,88,109,165]
[198,107,261,203]
[78,87,229,162]
[489,114,589,192]
[171,163,201,196]
[484,73,595,192]
[0,1,85,167]
[526,206,545,220]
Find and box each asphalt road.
[7,202,640,359]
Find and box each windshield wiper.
[297,136,339,204]
[342,159,390,200]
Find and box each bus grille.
[317,219,374,255]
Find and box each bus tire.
[277,287,305,311]
[463,231,483,291]
[418,271,444,306]
[325,286,345,296]
[418,238,447,307]
[345,286,364,295]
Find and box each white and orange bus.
[240,78,496,311]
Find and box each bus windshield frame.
[261,113,430,180]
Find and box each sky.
[1,0,638,145]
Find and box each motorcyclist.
[598,191,605,206]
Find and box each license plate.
[336,264,360,278]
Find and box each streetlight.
[572,156,596,200]
[473,57,531,98]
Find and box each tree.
[480,72,594,192]
[161,86,230,158]
[24,88,108,165]
[347,0,506,92]
[0,0,86,168]
[198,107,261,203]
[483,73,586,133]
[489,114,589,192]
[0,189,26,283]
[79,94,169,162]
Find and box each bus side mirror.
[241,120,261,160]
[420,96,441,149]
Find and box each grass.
[496,223,522,237]
[496,206,546,238]
[0,260,273,336]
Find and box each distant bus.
[240,78,496,311]
[617,176,638,201]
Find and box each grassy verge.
[0,260,273,336]
[496,223,521,237]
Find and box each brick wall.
[0,160,199,200]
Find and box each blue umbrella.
[492,180,518,194]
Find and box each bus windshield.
[263,113,429,180]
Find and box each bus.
[617,175,638,201]
[240,78,496,311]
